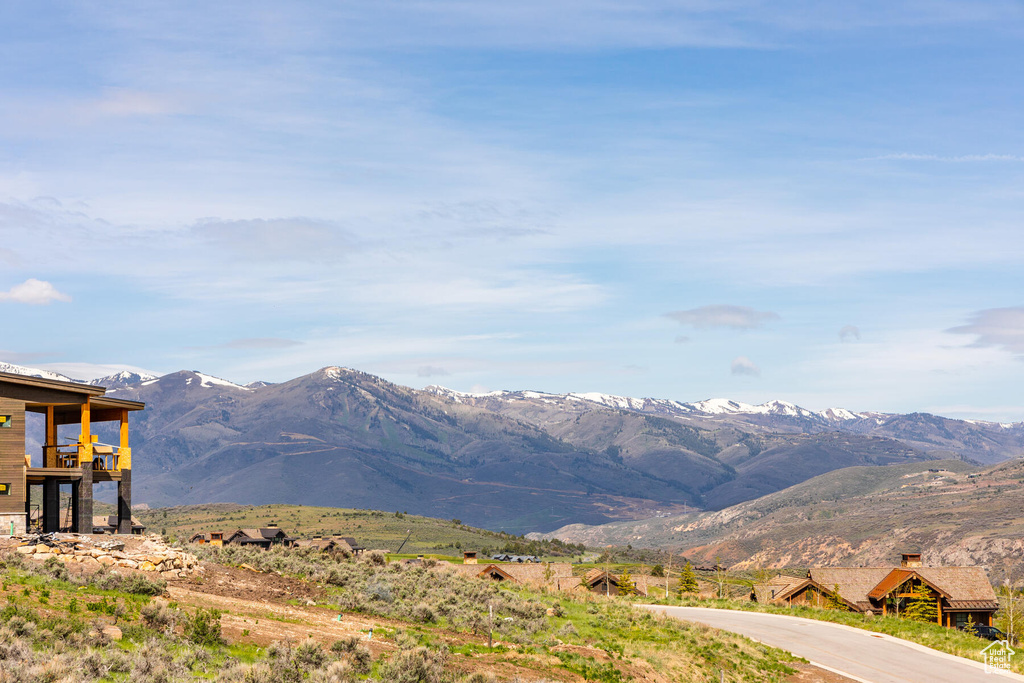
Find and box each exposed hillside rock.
[535,458,1024,569]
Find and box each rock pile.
[14,533,201,578]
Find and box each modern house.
[0,372,144,535]
[752,554,999,628]
[190,525,297,549]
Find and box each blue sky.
[3,2,1024,419]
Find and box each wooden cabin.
[753,561,999,628]
[0,372,144,535]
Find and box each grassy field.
[0,542,808,682]
[131,502,587,560]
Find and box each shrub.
[349,646,372,674]
[377,646,449,683]
[41,556,70,582]
[331,637,359,654]
[412,602,436,623]
[293,638,326,669]
[182,608,223,647]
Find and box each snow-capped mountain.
[426,386,867,426]
[183,371,251,391]
[0,362,78,383]
[89,370,159,390]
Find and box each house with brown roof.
[189,531,227,546]
[753,554,999,628]
[92,515,145,535]
[583,569,649,597]
[190,525,296,550]
[292,536,359,554]
[453,562,576,591]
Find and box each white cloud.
[666,305,780,330]
[863,153,1024,163]
[0,279,71,305]
[839,325,861,342]
[90,88,181,118]
[417,365,450,378]
[730,356,760,376]
[947,307,1024,356]
[39,362,161,382]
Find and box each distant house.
[583,569,649,597]
[189,531,226,546]
[753,554,999,628]
[292,536,361,554]
[490,553,540,563]
[190,525,296,550]
[338,536,365,555]
[454,562,576,590]
[92,515,145,535]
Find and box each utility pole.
[488,602,493,648]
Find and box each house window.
[955,613,969,628]
[0,415,10,428]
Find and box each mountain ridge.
[4,360,1023,532]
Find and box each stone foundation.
[0,513,26,536]
[14,534,201,578]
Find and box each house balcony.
[27,442,130,484]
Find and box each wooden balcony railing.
[43,442,126,471]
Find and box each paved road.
[641,605,1024,683]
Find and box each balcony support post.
[117,469,131,534]
[42,479,59,533]
[44,406,56,468]
[73,462,92,534]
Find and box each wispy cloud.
[947,307,1024,356]
[731,356,760,376]
[0,351,56,364]
[862,153,1024,162]
[839,325,861,342]
[416,365,450,377]
[666,305,780,330]
[39,362,161,382]
[187,338,303,351]
[194,218,354,263]
[0,279,71,305]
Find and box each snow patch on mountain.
[0,362,78,383]
[184,371,251,391]
[425,384,871,424]
[89,370,159,390]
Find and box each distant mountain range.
[532,457,1024,569]
[3,361,1023,533]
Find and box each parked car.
[962,624,1010,642]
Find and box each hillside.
[8,361,1022,533]
[106,366,949,531]
[131,502,584,558]
[535,458,1024,568]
